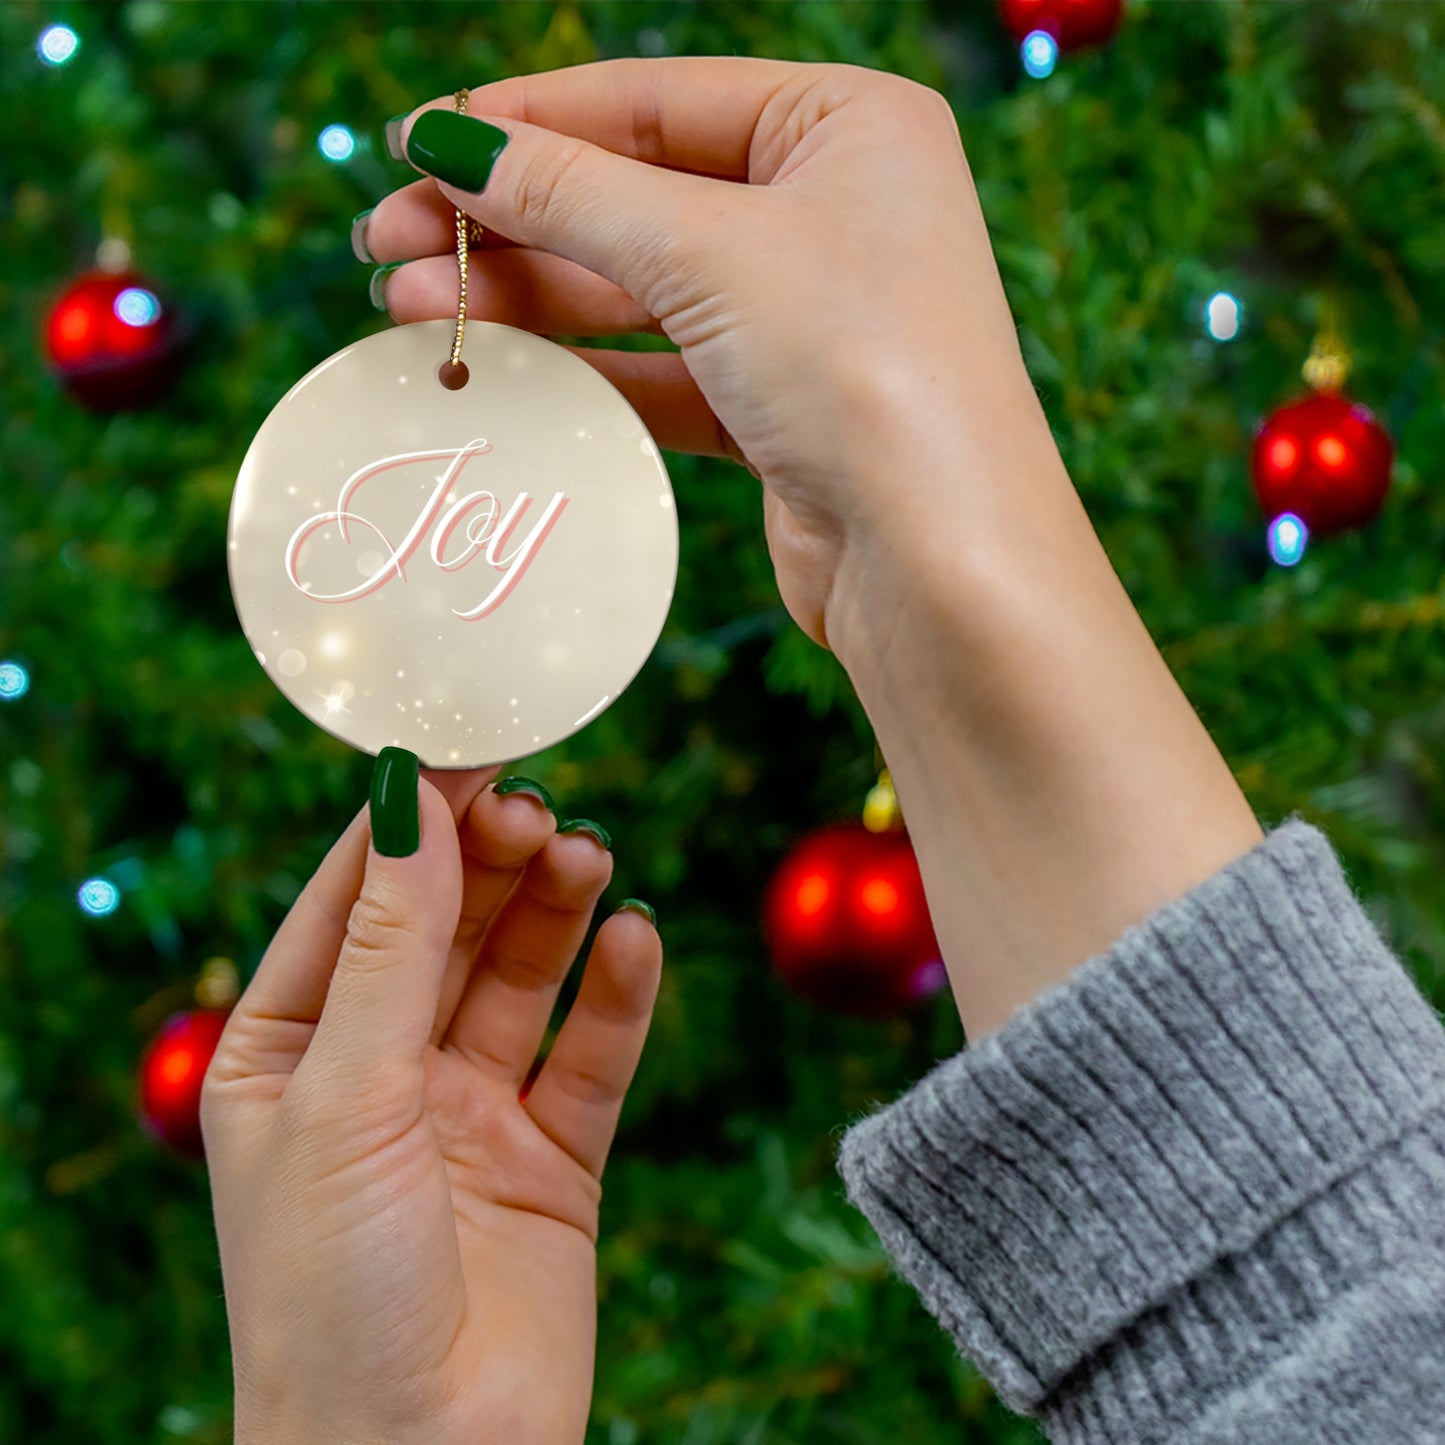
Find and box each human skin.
[208,55,1264,1445]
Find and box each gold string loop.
[440,88,484,388]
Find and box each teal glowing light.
[115,287,161,327]
[1022,30,1058,79]
[38,24,79,66]
[318,124,357,162]
[0,661,29,700]
[1267,512,1308,567]
[1206,291,1242,342]
[78,878,121,917]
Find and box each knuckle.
[341,892,411,969]
[513,135,591,231]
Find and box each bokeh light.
[1021,30,1059,79]
[114,287,162,328]
[318,124,356,162]
[37,24,79,66]
[0,661,29,700]
[78,878,121,917]
[1205,291,1242,341]
[1267,512,1308,567]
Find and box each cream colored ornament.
[227,319,678,767]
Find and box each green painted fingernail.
[405,110,510,192]
[493,775,556,812]
[384,114,408,162]
[350,208,375,264]
[370,747,420,857]
[558,818,611,851]
[617,898,656,926]
[369,261,404,311]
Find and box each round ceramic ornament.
[227,318,678,767]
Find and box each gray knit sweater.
[836,816,1445,1443]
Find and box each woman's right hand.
[360,57,1064,660]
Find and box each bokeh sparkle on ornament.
[318,124,357,162]
[1267,512,1308,568]
[78,877,121,917]
[0,661,29,701]
[1205,292,1242,342]
[1021,30,1059,78]
[37,23,79,66]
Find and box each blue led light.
[1267,512,1308,567]
[318,124,357,162]
[38,24,79,66]
[0,661,29,700]
[1022,30,1059,79]
[1205,291,1242,342]
[114,287,161,328]
[78,877,121,917]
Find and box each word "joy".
[284,439,568,620]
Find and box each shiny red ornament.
[998,0,1124,49]
[763,822,945,1018]
[1251,392,1393,537]
[137,1009,230,1157]
[44,269,180,410]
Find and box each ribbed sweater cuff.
[835,816,1445,1423]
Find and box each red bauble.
[137,1009,230,1157]
[763,823,945,1017]
[44,270,181,410]
[998,0,1124,49]
[1251,392,1393,537]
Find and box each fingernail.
[493,775,556,812]
[370,746,420,857]
[405,110,510,193]
[350,208,375,264]
[369,261,404,311]
[384,114,409,162]
[558,818,612,851]
[617,898,656,926]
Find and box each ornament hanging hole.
[437,359,469,391]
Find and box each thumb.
[397,106,736,317]
[303,749,463,1088]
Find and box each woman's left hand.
[202,763,662,1445]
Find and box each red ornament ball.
[137,1008,230,1157]
[44,270,180,410]
[998,0,1124,49]
[763,822,945,1018]
[1251,392,1393,537]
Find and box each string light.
[114,287,162,328]
[78,878,121,917]
[318,124,357,162]
[1205,291,1242,341]
[1022,30,1059,79]
[37,24,79,66]
[1267,512,1308,567]
[0,661,29,700]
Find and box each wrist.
[825,420,1262,1039]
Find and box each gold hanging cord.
[443,89,488,386]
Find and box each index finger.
[407,54,812,181]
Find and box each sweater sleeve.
[835,816,1445,1444]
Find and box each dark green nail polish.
[558,818,612,851]
[405,110,510,193]
[493,775,556,812]
[369,261,404,311]
[350,208,375,264]
[617,898,656,926]
[384,114,408,162]
[370,747,420,857]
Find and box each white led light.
[1022,30,1058,80]
[0,661,29,700]
[114,287,161,328]
[78,877,121,917]
[38,24,79,66]
[318,124,357,162]
[1205,291,1242,342]
[1267,512,1308,567]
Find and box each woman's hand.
[202,762,662,1445]
[360,56,1056,659]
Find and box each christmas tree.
[2,3,1443,1442]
